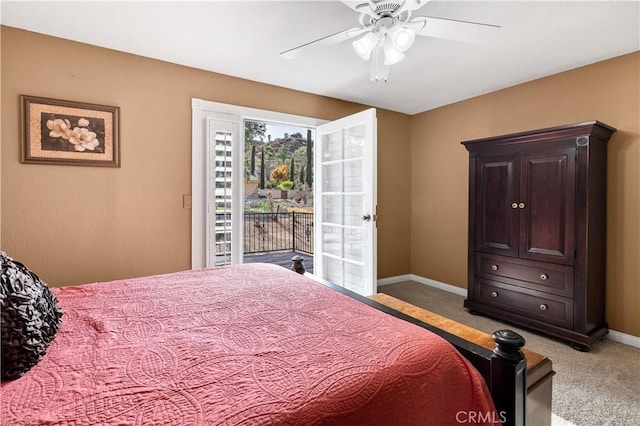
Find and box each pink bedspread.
[2,263,498,425]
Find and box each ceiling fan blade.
[411,16,501,44]
[280,27,368,59]
[394,0,432,16]
[339,1,369,12]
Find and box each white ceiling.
[2,1,639,115]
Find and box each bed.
[1,261,526,425]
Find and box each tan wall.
[2,25,636,337]
[410,52,640,337]
[0,26,411,286]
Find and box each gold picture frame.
[21,95,120,167]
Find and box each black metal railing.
[244,211,313,255]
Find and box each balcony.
[243,211,314,273]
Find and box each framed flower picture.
[21,95,120,167]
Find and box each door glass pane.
[322,131,342,161]
[322,163,342,192]
[343,160,362,192]
[322,225,342,257]
[344,228,363,262]
[344,262,365,293]
[324,256,342,284]
[211,131,233,266]
[344,195,363,227]
[322,195,342,225]
[344,125,364,159]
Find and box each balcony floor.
[244,250,314,274]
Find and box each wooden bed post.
[490,330,526,426]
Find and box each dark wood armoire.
[462,121,616,351]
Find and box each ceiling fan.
[280,0,501,82]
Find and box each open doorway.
[242,120,315,273]
[192,99,378,296]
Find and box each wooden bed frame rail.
[291,258,527,426]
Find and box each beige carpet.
[379,281,640,426]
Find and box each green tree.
[278,180,294,190]
[276,146,288,165]
[299,165,305,184]
[244,157,251,181]
[259,147,266,189]
[305,129,313,188]
[263,145,274,158]
[270,164,289,184]
[290,157,295,182]
[261,145,275,187]
[245,121,265,176]
[293,146,307,168]
[245,121,266,145]
[250,144,256,175]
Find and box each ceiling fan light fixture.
[383,37,405,65]
[388,25,415,52]
[353,32,379,60]
[369,44,390,82]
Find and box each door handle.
[362,214,371,222]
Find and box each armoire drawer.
[477,254,574,297]
[478,279,574,329]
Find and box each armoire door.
[475,153,520,257]
[519,148,576,265]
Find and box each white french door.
[192,100,377,297]
[192,99,324,269]
[315,108,377,296]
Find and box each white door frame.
[191,98,326,269]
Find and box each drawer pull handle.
[539,304,548,311]
[511,202,518,209]
[491,291,498,298]
[519,203,526,209]
[540,273,549,281]
[491,264,499,271]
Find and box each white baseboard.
[378,274,467,297]
[377,274,412,286]
[607,329,640,348]
[408,274,468,297]
[377,273,640,348]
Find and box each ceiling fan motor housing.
[361,0,413,28]
[373,1,402,16]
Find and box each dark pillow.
[1,252,63,380]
